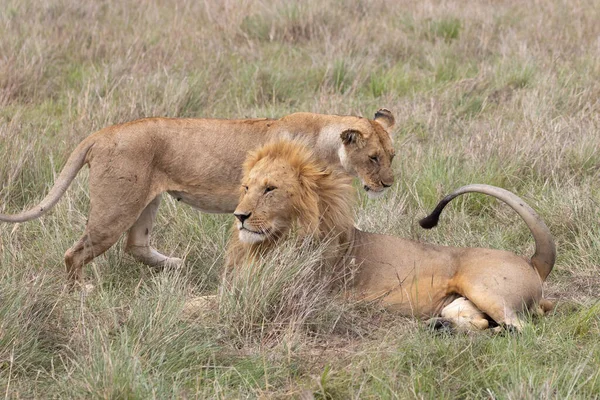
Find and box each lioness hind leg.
[65,228,125,287]
[125,194,183,268]
[64,198,149,287]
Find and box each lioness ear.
[340,129,364,146]
[374,108,395,131]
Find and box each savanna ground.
[0,0,599,398]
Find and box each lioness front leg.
[125,194,183,268]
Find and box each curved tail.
[0,139,94,223]
[419,184,555,281]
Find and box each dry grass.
[1,0,599,397]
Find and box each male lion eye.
[264,186,276,193]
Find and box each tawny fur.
[0,111,396,285]
[229,141,556,332]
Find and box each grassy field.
[1,0,599,398]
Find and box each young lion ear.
[374,108,395,131]
[340,129,364,146]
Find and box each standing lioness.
[0,110,396,284]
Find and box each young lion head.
[233,140,355,245]
[338,108,396,199]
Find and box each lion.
[0,109,396,285]
[228,140,556,332]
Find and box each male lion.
[0,110,396,285]
[228,140,556,331]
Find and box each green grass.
[1,0,599,397]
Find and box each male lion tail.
[0,138,94,223]
[419,184,555,281]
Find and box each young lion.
[228,140,556,332]
[0,110,396,285]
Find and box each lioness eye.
[369,155,379,164]
[264,186,276,193]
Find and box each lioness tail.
[419,184,555,281]
[0,139,94,223]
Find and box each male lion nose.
[234,212,251,224]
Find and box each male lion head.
[233,141,354,245]
[338,108,396,199]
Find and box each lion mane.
[226,140,356,269]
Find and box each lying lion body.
[230,140,556,331]
[346,229,552,330]
[0,110,396,285]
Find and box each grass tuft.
[427,17,462,42]
[216,236,360,347]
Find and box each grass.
[0,0,599,398]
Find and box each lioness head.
[233,141,354,244]
[339,108,396,199]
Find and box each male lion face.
[339,109,396,199]
[233,157,302,244]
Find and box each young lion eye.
[264,186,276,194]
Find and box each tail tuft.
[419,197,453,230]
[419,213,440,229]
